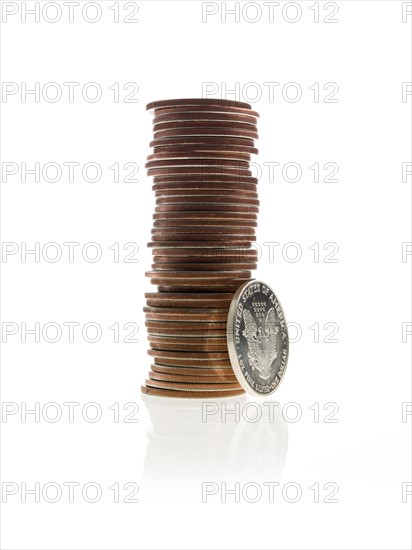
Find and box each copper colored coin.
[152,112,258,124]
[152,256,257,266]
[146,270,251,279]
[145,320,226,331]
[155,195,259,206]
[150,137,256,149]
[152,173,258,184]
[152,127,258,140]
[152,123,258,136]
[145,378,241,392]
[153,144,258,155]
[152,183,258,194]
[148,167,253,177]
[151,263,257,271]
[149,280,251,289]
[157,284,246,293]
[152,217,257,227]
[148,370,236,382]
[151,104,259,116]
[148,336,227,353]
[155,205,258,214]
[155,191,258,202]
[146,158,250,169]
[148,371,237,383]
[150,364,235,376]
[141,385,244,399]
[152,119,258,129]
[151,225,256,232]
[145,312,228,322]
[147,349,229,364]
[149,340,228,352]
[145,292,233,307]
[149,241,256,249]
[145,291,233,300]
[146,98,253,110]
[152,212,257,221]
[148,335,227,345]
[153,358,232,368]
[148,151,252,162]
[148,329,227,338]
[151,247,257,258]
[150,236,255,244]
[148,329,228,338]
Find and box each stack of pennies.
[141,98,260,398]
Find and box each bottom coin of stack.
[141,98,260,398]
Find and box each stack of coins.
[141,98,260,398]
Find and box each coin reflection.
[141,395,288,501]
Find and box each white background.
[1,1,411,549]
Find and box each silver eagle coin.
[227,280,289,396]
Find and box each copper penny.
[152,183,257,194]
[149,340,228,352]
[145,378,241,392]
[152,112,258,124]
[145,320,226,331]
[152,173,258,184]
[148,151,252,161]
[146,98,252,110]
[152,212,257,221]
[151,104,259,116]
[141,385,244,399]
[152,357,232,367]
[147,349,229,363]
[152,128,258,140]
[152,144,258,155]
[145,157,250,169]
[150,364,235,377]
[148,371,237,383]
[151,263,257,271]
[154,205,258,214]
[152,217,257,227]
[148,167,253,177]
[145,293,233,308]
[157,284,246,293]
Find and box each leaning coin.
[227,279,289,396]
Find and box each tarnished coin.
[141,385,245,399]
[227,280,289,396]
[152,111,258,124]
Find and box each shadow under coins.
[141,394,289,502]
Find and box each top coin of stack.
[142,98,260,399]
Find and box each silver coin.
[227,279,289,396]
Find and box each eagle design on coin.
[242,307,279,380]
